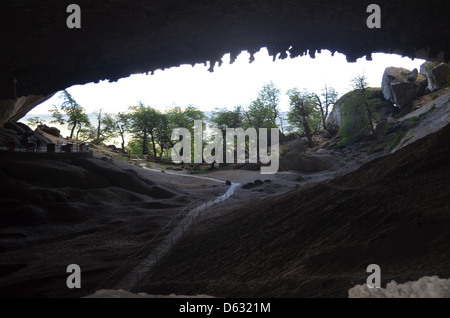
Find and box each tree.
[153,113,173,160]
[210,106,244,166]
[350,74,376,136]
[210,106,244,134]
[287,88,322,148]
[128,102,162,157]
[339,75,381,144]
[92,109,118,145]
[166,105,205,132]
[312,85,339,132]
[243,82,280,129]
[27,116,44,128]
[166,105,205,162]
[50,90,91,140]
[115,112,130,152]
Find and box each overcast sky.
[29,48,425,115]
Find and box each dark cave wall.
[0,0,449,106]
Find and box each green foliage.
[50,90,91,140]
[27,116,44,128]
[286,89,321,134]
[115,112,131,151]
[286,88,322,147]
[369,144,386,154]
[210,106,244,133]
[339,90,378,144]
[166,105,205,160]
[243,82,280,129]
[419,104,436,119]
[128,103,160,156]
[126,138,149,156]
[338,75,378,145]
[388,130,407,152]
[126,103,205,160]
[432,93,439,100]
[410,116,420,122]
[92,110,119,145]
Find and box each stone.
[327,88,397,130]
[3,122,26,135]
[381,67,428,110]
[0,131,21,146]
[34,132,52,145]
[36,124,61,137]
[0,94,55,127]
[348,276,450,298]
[241,182,255,189]
[420,61,450,92]
[254,179,264,186]
[225,180,231,185]
[407,68,418,82]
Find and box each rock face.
[348,276,450,298]
[1,1,449,104]
[36,124,61,137]
[279,153,336,172]
[327,88,397,130]
[0,122,52,148]
[420,62,450,92]
[0,94,54,127]
[381,67,428,110]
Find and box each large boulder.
[381,67,427,110]
[0,122,52,147]
[36,124,61,137]
[326,88,397,131]
[420,61,450,92]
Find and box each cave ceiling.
[0,0,449,102]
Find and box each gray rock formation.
[280,153,336,172]
[0,94,54,127]
[381,67,428,110]
[0,122,52,147]
[348,276,450,298]
[326,88,397,131]
[36,124,61,137]
[407,68,418,82]
[420,61,450,92]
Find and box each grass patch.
[420,104,436,118]
[409,116,420,122]
[388,130,407,152]
[432,94,439,100]
[369,144,386,154]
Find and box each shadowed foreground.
[141,123,450,297]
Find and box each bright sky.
[29,48,425,115]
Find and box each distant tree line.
[36,76,379,161]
